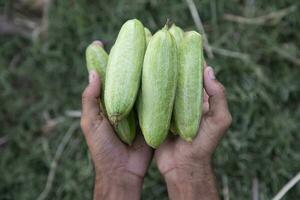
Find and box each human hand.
[81,71,153,200]
[155,65,232,200]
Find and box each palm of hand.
[83,116,152,179]
[80,71,152,179]
[82,65,231,184]
[155,72,232,176]
[155,119,214,176]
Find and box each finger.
[202,97,209,116]
[81,70,102,130]
[128,133,153,174]
[154,135,173,158]
[84,115,128,150]
[203,66,229,117]
[202,89,209,114]
[203,88,209,102]
[131,132,152,151]
[194,66,231,153]
[202,63,209,114]
[93,40,104,47]
[154,132,177,153]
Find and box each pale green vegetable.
[169,24,184,135]
[85,41,108,112]
[114,111,136,145]
[138,27,178,148]
[144,27,152,45]
[169,23,184,47]
[172,31,204,142]
[86,41,107,77]
[86,41,136,145]
[105,19,146,124]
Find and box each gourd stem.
[163,18,173,30]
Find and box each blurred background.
[0,0,299,199]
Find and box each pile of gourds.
[86,19,204,148]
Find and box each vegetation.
[0,0,299,199]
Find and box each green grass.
[0,0,299,199]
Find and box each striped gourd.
[144,27,152,45]
[86,41,136,145]
[169,23,184,47]
[138,27,178,148]
[104,19,146,124]
[172,31,204,142]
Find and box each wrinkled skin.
[155,64,232,178]
[81,70,153,199]
[81,45,231,199]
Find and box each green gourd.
[172,31,204,142]
[104,19,146,124]
[137,27,178,148]
[86,41,136,145]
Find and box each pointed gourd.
[169,24,184,47]
[104,19,146,124]
[85,41,136,145]
[138,28,178,148]
[172,31,204,142]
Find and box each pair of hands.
[80,64,232,199]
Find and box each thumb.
[81,70,102,131]
[203,67,229,117]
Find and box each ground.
[0,0,299,199]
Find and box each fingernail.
[207,66,216,80]
[89,70,97,83]
[92,40,103,47]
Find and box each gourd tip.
[163,18,173,30]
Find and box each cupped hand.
[155,65,232,180]
[80,71,153,198]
